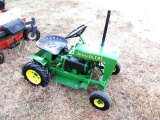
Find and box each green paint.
[25,17,120,91]
[29,37,119,91]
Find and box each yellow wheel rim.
[94,99,105,108]
[112,67,116,73]
[26,70,41,84]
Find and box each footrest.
[1,18,25,35]
[55,75,88,90]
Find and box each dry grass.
[0,0,160,120]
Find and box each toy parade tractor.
[22,10,121,110]
[0,4,40,64]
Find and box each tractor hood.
[74,43,120,62]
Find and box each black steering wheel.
[65,24,87,39]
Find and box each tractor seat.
[36,35,68,55]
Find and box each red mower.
[0,1,40,64]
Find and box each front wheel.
[112,63,121,75]
[23,27,40,41]
[89,90,112,110]
[22,62,50,87]
[0,50,4,64]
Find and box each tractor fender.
[27,55,47,66]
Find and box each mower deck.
[0,33,23,49]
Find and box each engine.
[63,57,96,75]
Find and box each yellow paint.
[112,67,116,72]
[77,52,103,61]
[26,70,41,84]
[94,99,105,108]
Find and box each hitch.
[10,41,20,49]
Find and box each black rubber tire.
[23,27,40,41]
[22,62,50,87]
[0,1,5,10]
[112,63,121,75]
[0,50,4,64]
[89,90,112,110]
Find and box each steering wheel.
[65,24,87,39]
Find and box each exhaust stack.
[101,10,111,46]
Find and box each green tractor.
[22,10,121,110]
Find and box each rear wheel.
[0,50,4,64]
[112,63,121,75]
[0,1,5,10]
[22,62,50,87]
[23,27,40,41]
[89,90,112,110]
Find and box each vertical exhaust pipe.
[101,10,111,46]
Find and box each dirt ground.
[0,0,160,120]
